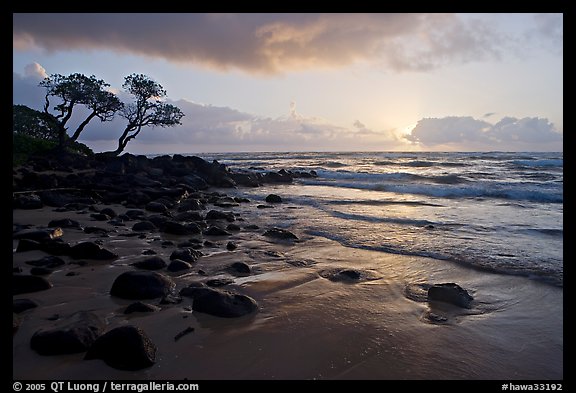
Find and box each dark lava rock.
[205,210,235,222]
[427,283,473,309]
[170,248,203,263]
[40,239,72,256]
[83,226,109,234]
[145,201,168,213]
[147,215,170,229]
[167,259,192,272]
[14,194,43,209]
[84,325,156,371]
[124,302,161,314]
[48,218,82,229]
[30,267,53,276]
[13,228,63,242]
[132,221,157,232]
[142,249,157,255]
[263,227,298,240]
[226,224,241,232]
[13,298,39,314]
[191,288,258,318]
[125,209,147,219]
[13,274,52,295]
[244,224,260,230]
[70,242,118,260]
[30,311,105,355]
[90,213,111,221]
[179,282,208,297]
[257,204,274,209]
[206,278,234,287]
[265,194,283,203]
[174,211,204,222]
[163,221,200,235]
[110,271,175,300]
[229,262,251,275]
[159,294,182,305]
[336,269,361,280]
[131,256,167,270]
[16,239,41,252]
[226,241,237,251]
[100,208,117,218]
[177,198,205,212]
[26,256,66,268]
[203,226,231,236]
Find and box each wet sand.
[12,198,563,380]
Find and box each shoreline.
[13,153,563,380]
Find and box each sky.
[13,13,563,154]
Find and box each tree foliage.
[110,74,184,156]
[13,104,59,140]
[39,73,123,149]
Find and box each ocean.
[204,151,563,287]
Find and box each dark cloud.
[12,13,532,74]
[405,116,562,151]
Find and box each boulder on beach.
[30,311,105,355]
[13,274,52,295]
[132,221,157,232]
[194,290,258,318]
[167,259,192,272]
[190,287,259,318]
[203,226,231,236]
[265,194,283,203]
[131,256,167,270]
[13,228,63,242]
[427,283,474,309]
[228,262,251,275]
[263,227,298,240]
[69,242,118,260]
[84,325,156,371]
[170,248,202,263]
[124,302,161,314]
[13,298,39,314]
[48,218,82,229]
[14,194,43,209]
[205,210,235,222]
[110,271,175,299]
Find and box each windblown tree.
[110,74,184,156]
[39,73,123,149]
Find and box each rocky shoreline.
[13,152,321,371]
[13,152,544,379]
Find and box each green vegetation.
[13,105,94,165]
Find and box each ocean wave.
[302,179,563,203]
[304,229,563,287]
[380,184,563,203]
[511,159,563,168]
[314,170,468,184]
[330,210,436,226]
[327,200,443,207]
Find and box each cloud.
[405,116,562,151]
[12,65,562,153]
[24,62,47,79]
[13,63,47,110]
[12,13,550,74]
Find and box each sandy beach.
[13,193,563,380]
